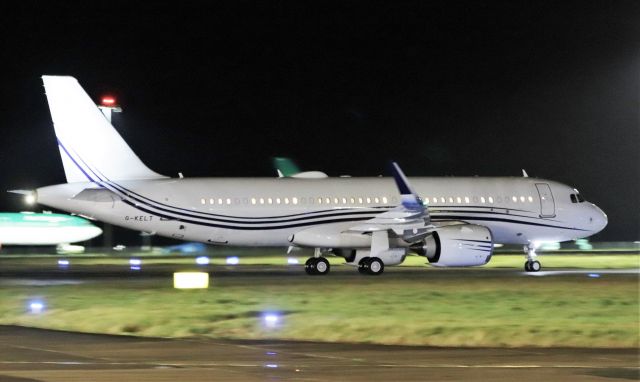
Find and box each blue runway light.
[57,259,70,269]
[195,256,210,265]
[226,256,239,265]
[588,273,601,278]
[265,364,278,368]
[129,258,142,270]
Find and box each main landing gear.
[305,257,330,275]
[358,257,384,276]
[524,244,542,272]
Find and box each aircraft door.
[535,183,556,218]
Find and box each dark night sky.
[0,1,638,241]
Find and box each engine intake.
[412,224,493,267]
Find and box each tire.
[530,260,541,272]
[358,257,370,274]
[315,257,330,275]
[305,257,317,275]
[524,261,531,272]
[367,257,384,275]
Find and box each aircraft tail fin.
[41,75,166,183]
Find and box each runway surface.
[0,325,638,382]
[0,256,637,381]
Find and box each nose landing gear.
[524,244,542,272]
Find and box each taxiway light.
[28,300,45,314]
[262,313,281,329]
[195,256,210,265]
[226,256,239,265]
[173,272,209,289]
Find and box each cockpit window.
[570,192,585,203]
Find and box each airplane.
[0,211,102,247]
[273,157,328,178]
[20,75,607,275]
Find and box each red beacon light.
[101,96,116,106]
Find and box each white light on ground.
[226,256,239,265]
[265,364,278,368]
[28,301,45,314]
[57,259,70,269]
[129,258,142,266]
[287,257,299,264]
[262,313,281,329]
[173,272,209,289]
[195,256,210,265]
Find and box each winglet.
[522,169,529,177]
[390,162,424,211]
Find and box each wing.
[348,162,432,243]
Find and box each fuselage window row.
[199,195,536,206]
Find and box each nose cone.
[590,204,608,235]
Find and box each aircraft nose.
[590,204,608,234]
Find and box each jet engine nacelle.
[412,224,493,267]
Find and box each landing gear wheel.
[367,257,384,275]
[358,257,370,274]
[305,257,317,275]
[315,257,330,275]
[530,260,541,272]
[524,260,541,272]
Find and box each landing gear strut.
[523,244,541,272]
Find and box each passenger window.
[259,198,265,204]
[276,198,281,204]
[374,197,380,203]
[358,197,363,204]
[456,197,462,204]
[200,198,206,205]
[424,197,430,204]
[488,196,494,204]
[366,197,371,203]
[480,196,486,203]
[284,197,290,205]
[209,198,214,205]
[528,196,533,203]
[448,197,454,203]
[520,196,525,202]
[292,197,298,205]
[464,196,470,204]
[267,197,273,204]
[382,196,388,204]
[226,198,231,205]
[251,198,257,205]
[218,198,223,205]
[512,196,517,203]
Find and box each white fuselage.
[36,176,607,247]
